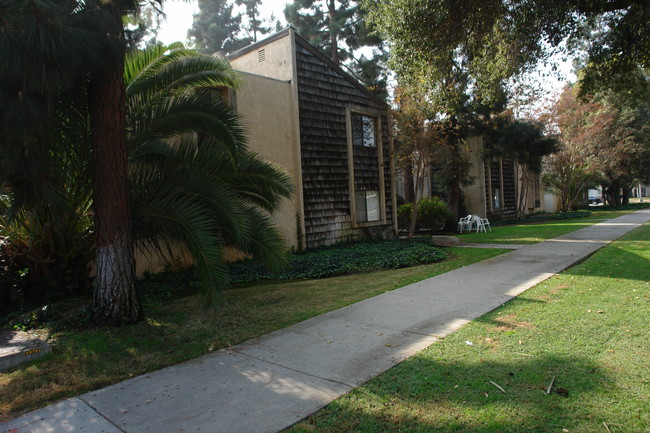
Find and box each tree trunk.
[606,182,622,207]
[328,0,338,63]
[404,169,414,204]
[408,158,425,239]
[516,166,526,220]
[621,185,631,205]
[89,5,143,326]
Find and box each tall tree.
[1,37,293,312]
[88,0,143,325]
[0,0,142,325]
[542,85,608,211]
[188,0,247,54]
[394,88,470,235]
[2,0,292,324]
[590,88,650,205]
[236,0,271,43]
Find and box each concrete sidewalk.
[4,210,649,433]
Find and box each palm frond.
[125,47,239,100]
[236,206,289,273]
[124,44,197,89]
[128,91,248,159]
[227,151,294,212]
[133,191,229,309]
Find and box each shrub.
[397,203,413,230]
[417,197,453,231]
[398,197,452,232]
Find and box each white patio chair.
[480,216,492,232]
[470,215,492,233]
[472,215,487,233]
[458,214,473,233]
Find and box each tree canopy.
[188,0,273,54]
[364,0,649,107]
[542,83,650,209]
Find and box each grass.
[458,209,635,244]
[0,247,505,421]
[286,222,650,433]
[1,207,643,422]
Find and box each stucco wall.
[134,243,193,277]
[234,72,301,247]
[229,35,294,82]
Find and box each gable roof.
[228,27,388,109]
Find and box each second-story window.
[352,114,376,147]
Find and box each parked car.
[589,197,602,205]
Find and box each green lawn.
[458,209,634,244]
[286,222,650,433]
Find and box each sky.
[157,0,288,45]
[156,0,575,109]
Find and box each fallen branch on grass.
[546,375,556,395]
[489,381,506,394]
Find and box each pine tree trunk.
[328,0,338,63]
[89,5,143,326]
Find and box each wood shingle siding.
[295,42,393,247]
[485,159,517,221]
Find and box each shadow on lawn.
[294,354,613,433]
[0,314,208,421]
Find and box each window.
[258,49,266,62]
[492,187,501,210]
[352,114,376,147]
[347,109,384,226]
[356,190,380,222]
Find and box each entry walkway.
[4,210,649,433]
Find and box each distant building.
[398,136,544,222]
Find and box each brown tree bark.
[89,5,143,326]
[328,0,339,63]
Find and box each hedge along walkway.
[5,210,650,433]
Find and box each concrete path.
[3,210,649,433]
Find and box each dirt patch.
[492,314,536,332]
[537,284,571,301]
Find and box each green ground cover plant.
[287,223,650,433]
[0,247,504,420]
[229,240,447,283]
[523,210,591,222]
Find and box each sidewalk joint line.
[78,395,127,433]
[230,348,356,389]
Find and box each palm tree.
[1,28,293,316]
[125,44,293,308]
